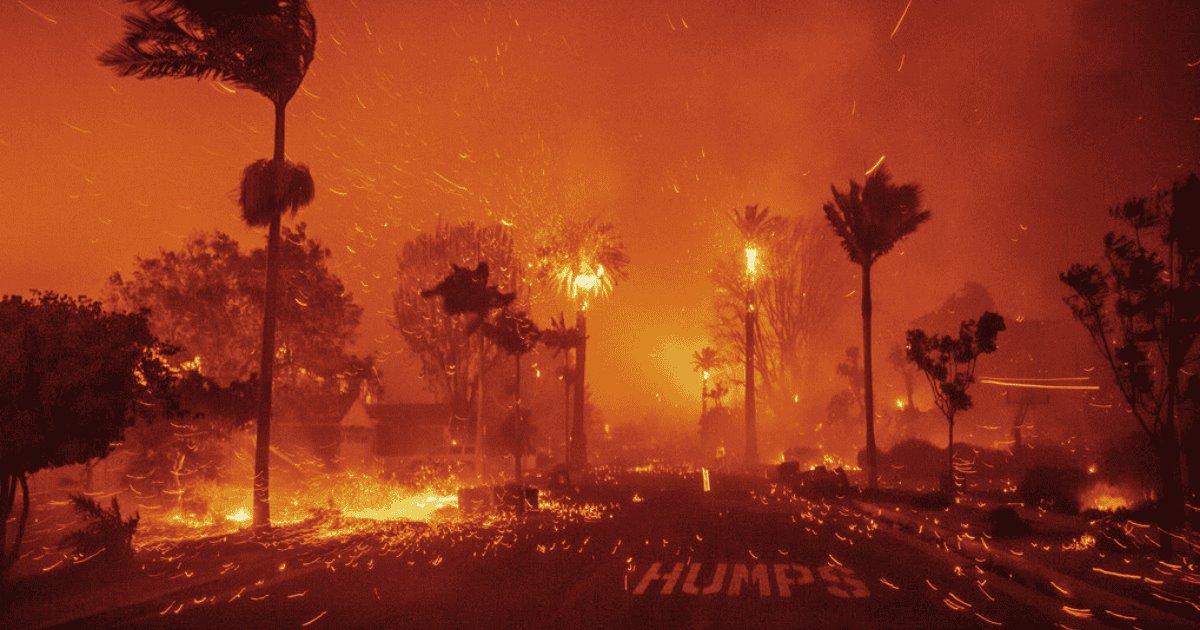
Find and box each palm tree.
[537,219,629,467]
[823,165,930,490]
[100,0,318,528]
[541,314,583,465]
[691,347,721,420]
[710,381,730,408]
[482,309,540,512]
[422,261,517,476]
[729,205,782,465]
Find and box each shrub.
[987,506,1031,537]
[878,439,944,485]
[60,495,139,564]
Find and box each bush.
[987,506,1031,537]
[60,495,139,564]
[877,439,944,486]
[1018,467,1087,514]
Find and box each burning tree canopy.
[535,217,629,311]
[710,217,848,425]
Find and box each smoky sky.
[2,0,1198,416]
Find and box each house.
[338,387,451,469]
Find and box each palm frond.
[536,218,629,304]
[730,204,783,245]
[823,165,930,267]
[100,0,316,105]
[238,159,315,227]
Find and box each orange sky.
[2,0,1198,418]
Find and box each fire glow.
[1079,482,1136,513]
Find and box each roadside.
[850,492,1200,628]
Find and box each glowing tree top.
[537,218,629,311]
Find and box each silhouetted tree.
[824,165,931,489]
[420,246,518,475]
[691,347,721,421]
[711,217,847,431]
[910,282,996,333]
[541,314,583,465]
[395,223,520,453]
[109,227,366,394]
[0,293,175,578]
[1061,174,1199,549]
[536,218,629,467]
[728,205,782,465]
[101,0,319,529]
[906,312,1006,494]
[483,309,540,509]
[108,227,369,481]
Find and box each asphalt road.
[76,470,1065,629]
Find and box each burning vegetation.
[2,0,1200,627]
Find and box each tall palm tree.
[823,165,930,490]
[691,346,721,420]
[729,205,782,466]
[100,0,317,528]
[537,219,629,467]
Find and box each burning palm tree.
[729,205,782,466]
[537,219,629,467]
[691,346,721,420]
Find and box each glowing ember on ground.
[225,507,252,524]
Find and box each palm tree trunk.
[563,354,572,467]
[861,263,878,490]
[571,310,588,467]
[253,101,287,529]
[745,286,758,465]
[514,353,524,514]
[474,334,486,477]
[701,379,708,419]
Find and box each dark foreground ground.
[4,468,1165,629]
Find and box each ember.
[3,1,1200,628]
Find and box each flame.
[1080,482,1133,512]
[744,246,758,278]
[224,507,251,524]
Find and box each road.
[76,469,1068,629]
